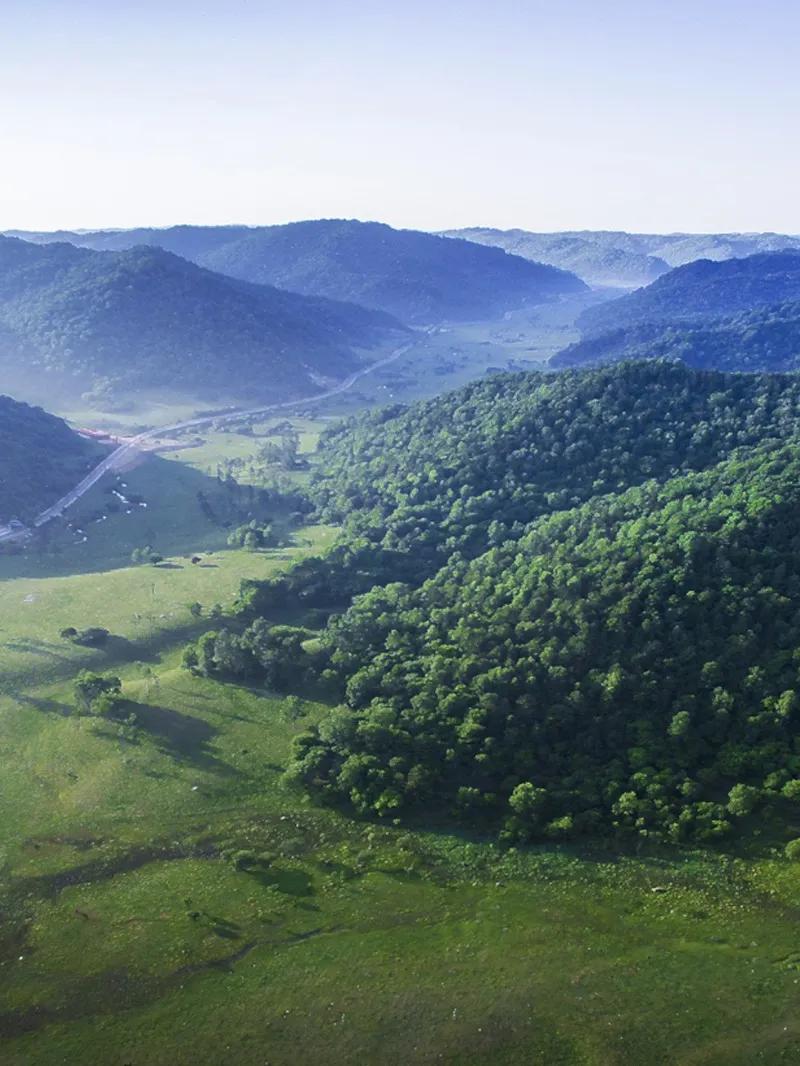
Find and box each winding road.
[1,339,416,543]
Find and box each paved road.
[1,339,416,542]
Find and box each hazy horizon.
[2,0,799,234]
[6,219,800,239]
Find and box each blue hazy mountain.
[8,220,587,324]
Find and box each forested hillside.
[185,362,800,845]
[553,300,800,372]
[578,252,800,335]
[0,395,104,521]
[289,442,800,841]
[8,221,587,324]
[305,361,800,565]
[198,220,588,323]
[0,236,406,397]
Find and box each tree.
[74,671,122,714]
[131,545,162,566]
[259,431,301,471]
[727,784,761,818]
[71,627,110,648]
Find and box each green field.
[3,314,800,1064]
[3,629,800,1063]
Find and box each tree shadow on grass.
[116,700,239,777]
[10,692,73,717]
[1,638,71,662]
[245,865,314,897]
[205,914,243,940]
[103,635,160,664]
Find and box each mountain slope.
[0,236,406,397]
[647,231,800,267]
[186,361,800,843]
[0,395,105,522]
[441,228,800,287]
[7,221,587,324]
[303,360,800,566]
[289,439,800,843]
[198,221,586,322]
[6,224,255,259]
[552,300,800,372]
[442,228,670,288]
[577,251,800,336]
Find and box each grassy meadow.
[3,632,800,1064]
[2,319,800,1064]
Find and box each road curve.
[23,339,417,535]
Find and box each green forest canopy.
[186,362,800,845]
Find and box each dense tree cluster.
[189,362,800,844]
[60,626,110,647]
[73,671,122,715]
[289,442,800,841]
[307,362,800,572]
[184,622,316,691]
[227,520,281,550]
[257,430,304,471]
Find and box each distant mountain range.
[0,394,104,522]
[576,251,800,335]
[442,229,670,288]
[8,220,587,324]
[442,228,800,288]
[0,235,407,399]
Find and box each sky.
[1,0,799,234]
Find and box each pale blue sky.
[1,0,798,233]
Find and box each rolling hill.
[7,220,587,324]
[442,228,670,288]
[576,251,800,336]
[648,231,800,267]
[0,395,105,522]
[442,229,800,288]
[188,360,800,845]
[552,300,800,372]
[0,236,407,398]
[6,224,256,259]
